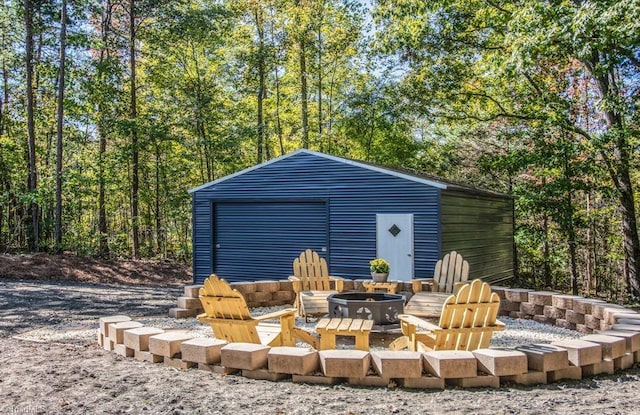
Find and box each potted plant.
[369,258,390,282]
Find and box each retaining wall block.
[398,376,445,390]
[503,288,531,303]
[575,324,593,334]
[229,282,257,295]
[183,285,203,298]
[565,310,585,325]
[614,353,635,370]
[134,350,164,363]
[220,342,270,371]
[519,302,544,316]
[255,281,280,293]
[164,356,196,370]
[555,319,577,330]
[581,359,614,377]
[242,369,288,381]
[148,331,194,358]
[181,338,227,364]
[169,308,200,319]
[114,344,134,358]
[547,365,582,382]
[515,344,569,372]
[528,291,555,306]
[591,303,624,320]
[552,295,582,310]
[544,306,566,320]
[124,327,165,351]
[370,350,423,379]
[603,308,638,325]
[268,346,319,376]
[500,370,547,386]
[292,374,342,385]
[177,297,203,310]
[551,339,602,367]
[596,330,640,353]
[347,376,392,387]
[446,374,500,388]
[580,334,627,360]
[108,321,144,345]
[584,314,601,330]
[573,299,605,315]
[277,280,294,291]
[99,315,131,338]
[472,348,528,377]
[422,350,477,379]
[318,349,370,379]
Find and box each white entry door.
[376,214,414,281]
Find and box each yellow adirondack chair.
[390,279,504,352]
[198,274,318,348]
[411,251,469,293]
[288,249,345,319]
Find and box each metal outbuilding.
[189,149,514,284]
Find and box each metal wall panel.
[440,191,514,284]
[192,152,442,282]
[192,193,213,279]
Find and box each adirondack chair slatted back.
[293,249,331,291]
[199,275,261,344]
[434,279,500,350]
[433,251,469,293]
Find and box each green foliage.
[0,0,638,300]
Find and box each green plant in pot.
[369,258,390,282]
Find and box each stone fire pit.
[327,292,405,325]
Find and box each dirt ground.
[1,254,640,415]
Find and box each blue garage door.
[214,202,328,282]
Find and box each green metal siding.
[440,191,514,284]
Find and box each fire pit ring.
[327,292,405,325]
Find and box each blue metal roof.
[188,149,449,194]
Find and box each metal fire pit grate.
[327,292,405,325]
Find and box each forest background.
[1,0,639,301]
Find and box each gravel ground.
[1,278,639,415]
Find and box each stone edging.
[102,282,640,389]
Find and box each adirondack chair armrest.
[398,314,440,332]
[411,278,435,293]
[288,276,302,293]
[254,308,297,322]
[328,276,345,292]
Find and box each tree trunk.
[585,56,640,299]
[543,213,551,288]
[296,1,309,149]
[0,39,7,248]
[255,7,265,163]
[54,0,67,253]
[97,0,112,258]
[129,0,140,259]
[558,138,579,295]
[268,17,285,156]
[299,40,309,148]
[154,139,162,255]
[585,193,593,294]
[24,0,39,251]
[316,22,322,141]
[327,59,337,152]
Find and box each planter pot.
[371,272,389,283]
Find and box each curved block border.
[102,282,639,389]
